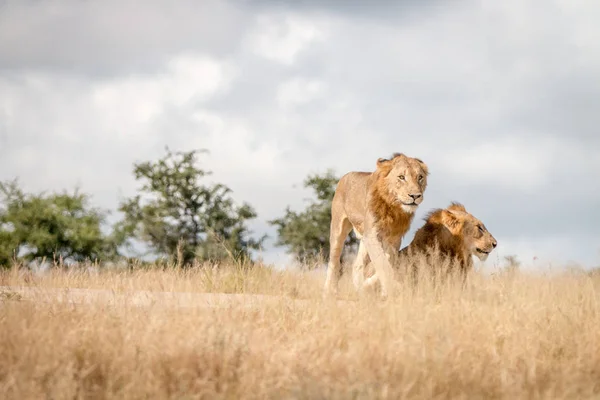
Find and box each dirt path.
[0,286,351,309]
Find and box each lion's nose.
[409,193,422,201]
[492,241,497,248]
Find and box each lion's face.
[377,154,429,213]
[445,205,497,261]
[466,217,497,261]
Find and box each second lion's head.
[375,153,429,213]
[435,203,498,261]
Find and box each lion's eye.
[398,175,405,181]
[418,175,423,181]
[478,225,484,232]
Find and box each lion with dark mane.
[396,202,498,284]
[323,153,429,299]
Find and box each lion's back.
[408,212,463,261]
[333,171,371,234]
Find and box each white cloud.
[437,135,561,190]
[92,54,232,125]
[1,0,600,268]
[276,77,326,108]
[190,110,281,181]
[243,13,327,64]
[487,234,600,271]
[0,53,235,212]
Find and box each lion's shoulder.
[410,207,464,252]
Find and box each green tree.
[0,180,118,267]
[269,170,358,267]
[114,148,265,266]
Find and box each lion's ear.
[376,157,392,168]
[377,153,404,166]
[415,158,429,176]
[447,202,466,212]
[440,209,461,231]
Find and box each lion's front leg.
[361,238,401,294]
[351,240,371,291]
[363,232,396,299]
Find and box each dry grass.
[1,259,600,399]
[0,262,324,299]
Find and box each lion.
[390,202,498,286]
[323,152,429,299]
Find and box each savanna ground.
[1,257,600,400]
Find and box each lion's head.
[436,203,497,261]
[375,153,429,214]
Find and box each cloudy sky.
[1,0,599,270]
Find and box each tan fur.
[400,202,497,283]
[323,153,429,299]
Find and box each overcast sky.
[1,0,599,270]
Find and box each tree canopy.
[1,148,358,270]
[114,148,265,266]
[269,170,358,267]
[0,180,118,267]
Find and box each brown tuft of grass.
[1,258,600,399]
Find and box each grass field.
[1,260,600,399]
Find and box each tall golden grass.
[1,258,599,399]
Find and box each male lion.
[323,153,429,299]
[396,202,497,285]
